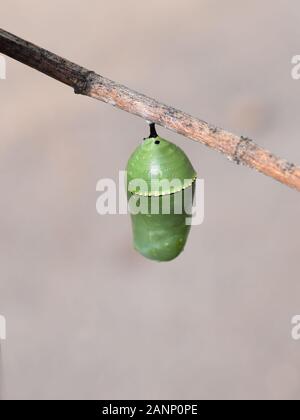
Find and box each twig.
[0,28,299,192]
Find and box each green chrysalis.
[126,124,197,262]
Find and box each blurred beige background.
[0,0,300,400]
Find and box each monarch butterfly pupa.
[126,123,197,262]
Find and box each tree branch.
[1,28,299,191]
